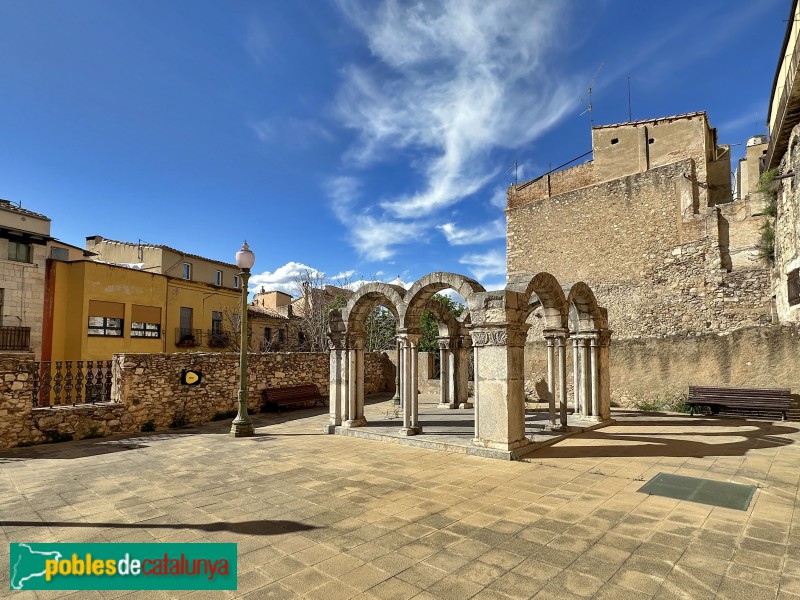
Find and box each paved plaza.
[1,394,800,599]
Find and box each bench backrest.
[265,384,321,400]
[689,386,792,406]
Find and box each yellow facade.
[44,260,240,361]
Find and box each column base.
[229,421,254,437]
[399,426,422,436]
[343,417,367,428]
[323,423,338,434]
[459,402,474,409]
[392,396,401,406]
[437,403,456,409]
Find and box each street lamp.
[230,241,255,437]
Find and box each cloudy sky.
[0,0,787,296]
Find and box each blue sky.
[0,0,788,295]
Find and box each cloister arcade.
[326,272,612,457]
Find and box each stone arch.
[508,272,569,329]
[401,272,484,330]
[342,282,406,333]
[566,282,607,332]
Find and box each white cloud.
[489,188,508,209]
[459,248,506,281]
[249,117,333,146]
[333,0,578,219]
[249,119,271,142]
[326,175,424,261]
[244,17,270,66]
[249,261,326,295]
[438,219,505,246]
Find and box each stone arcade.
[325,272,613,459]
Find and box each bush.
[82,426,104,440]
[140,420,156,432]
[43,430,74,444]
[169,413,189,429]
[211,409,238,421]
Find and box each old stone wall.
[523,324,800,412]
[509,161,596,208]
[0,351,392,448]
[775,124,800,322]
[0,243,47,358]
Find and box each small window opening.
[648,138,655,144]
[610,138,619,145]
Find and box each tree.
[293,268,351,351]
[418,294,464,352]
[364,307,397,351]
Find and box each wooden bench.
[261,384,327,413]
[687,386,792,421]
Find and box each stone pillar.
[471,325,530,453]
[326,333,347,433]
[344,335,367,427]
[557,334,568,429]
[598,329,613,421]
[580,337,590,419]
[392,340,401,405]
[590,334,600,420]
[456,336,472,409]
[437,337,455,409]
[543,328,567,429]
[398,332,422,435]
[572,337,582,417]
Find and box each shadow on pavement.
[0,520,318,536]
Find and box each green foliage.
[632,391,689,413]
[140,420,156,432]
[365,307,397,351]
[419,295,465,352]
[169,413,189,429]
[758,168,779,264]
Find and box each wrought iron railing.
[207,330,230,348]
[0,326,31,351]
[33,360,114,407]
[175,328,202,347]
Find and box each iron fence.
[32,360,114,407]
[0,326,31,351]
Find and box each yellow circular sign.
[185,371,199,385]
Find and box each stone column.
[437,337,455,409]
[456,336,472,409]
[557,334,568,429]
[543,328,567,429]
[392,340,401,405]
[409,334,422,434]
[598,329,613,421]
[471,325,530,453]
[580,337,591,419]
[326,333,347,433]
[344,335,367,427]
[572,336,581,417]
[590,334,600,420]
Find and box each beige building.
[0,199,52,357]
[766,0,800,323]
[85,236,242,291]
[507,111,771,340]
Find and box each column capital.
[327,333,347,350]
[470,325,526,347]
[436,337,455,350]
[349,334,366,350]
[543,327,568,340]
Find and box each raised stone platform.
[331,394,615,460]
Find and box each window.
[50,246,69,261]
[233,275,240,289]
[264,327,271,342]
[214,270,222,286]
[211,311,222,334]
[8,240,31,263]
[789,269,800,306]
[0,288,4,326]
[88,317,123,336]
[279,329,285,343]
[299,331,306,346]
[131,305,161,338]
[610,138,619,145]
[182,263,192,280]
[648,137,655,144]
[88,300,124,336]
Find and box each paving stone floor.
[1,393,800,599]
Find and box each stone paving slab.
[1,395,799,599]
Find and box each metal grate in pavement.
[638,472,756,511]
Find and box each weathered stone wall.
[523,324,800,411]
[775,124,800,323]
[0,351,392,448]
[0,243,47,358]
[508,161,596,208]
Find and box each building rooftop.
[248,304,290,320]
[86,236,237,269]
[0,199,50,221]
[592,110,707,130]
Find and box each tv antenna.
[580,62,604,129]
[505,160,519,186]
[627,74,633,122]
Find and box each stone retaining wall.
[0,351,391,448]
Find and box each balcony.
[175,328,202,348]
[0,326,31,351]
[207,330,231,348]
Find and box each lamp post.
[230,241,255,437]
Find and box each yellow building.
[43,259,240,361]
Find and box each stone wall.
[0,243,47,358]
[775,124,800,323]
[0,351,392,448]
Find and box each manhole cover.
[638,473,756,511]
